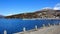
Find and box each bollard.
[54,23,55,26]
[35,25,38,31]
[4,30,7,34]
[23,27,26,32]
[59,23,60,25]
[43,24,45,27]
[48,23,50,27]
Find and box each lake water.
[0,19,60,34]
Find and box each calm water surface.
[0,19,60,34]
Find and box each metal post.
[35,25,38,31]
[4,30,7,34]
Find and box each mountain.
[5,9,60,19]
[0,15,4,18]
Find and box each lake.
[0,19,60,34]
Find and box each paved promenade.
[13,24,60,34]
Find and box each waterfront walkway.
[13,24,60,34]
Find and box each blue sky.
[0,0,60,16]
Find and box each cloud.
[42,7,52,9]
[6,14,14,16]
[53,3,60,10]
[40,7,52,11]
[41,3,60,10]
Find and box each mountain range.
[4,9,60,19]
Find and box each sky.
[0,0,60,16]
